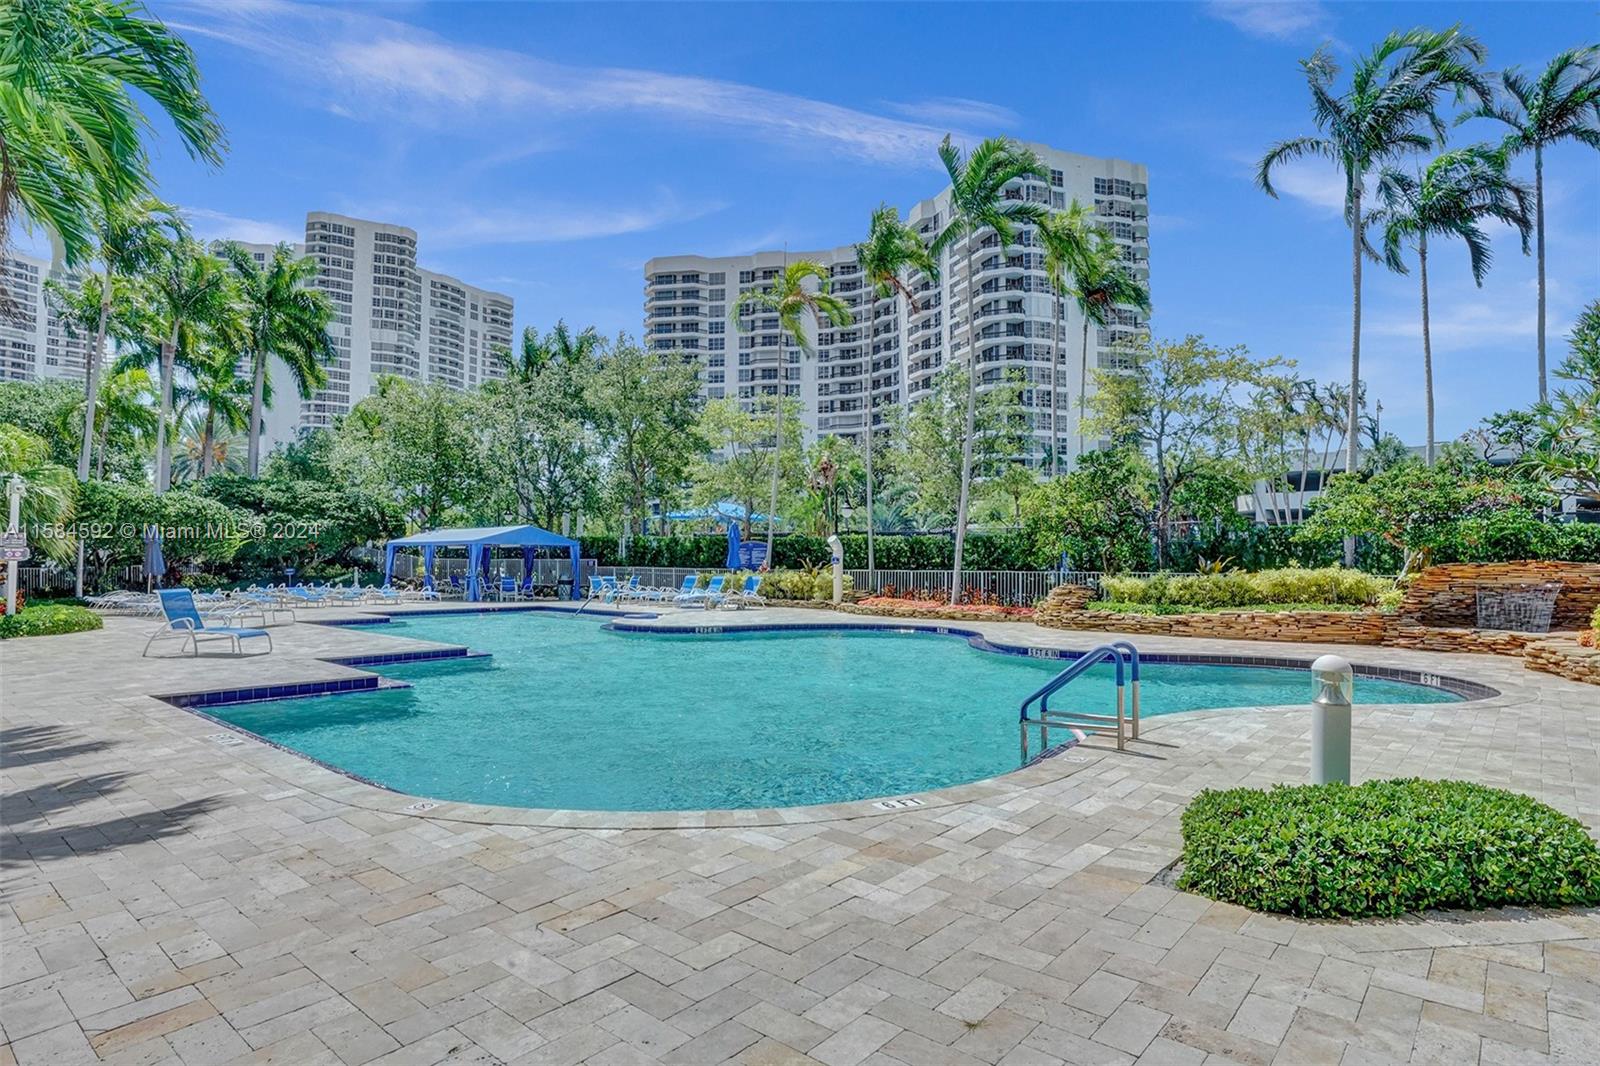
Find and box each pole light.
[1310,654,1353,785]
[5,475,25,616]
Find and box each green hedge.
[580,532,1035,570]
[0,604,104,639]
[1101,567,1392,609]
[1179,779,1600,918]
[1087,600,1367,616]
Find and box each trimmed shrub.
[1179,779,1600,918]
[1086,601,1365,616]
[0,604,104,639]
[1101,567,1391,609]
[758,570,853,601]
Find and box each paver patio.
[2,603,1597,1065]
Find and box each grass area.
[1086,600,1370,616]
[1179,779,1600,918]
[0,603,104,639]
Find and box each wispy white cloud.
[1206,0,1330,42]
[1233,149,1349,213]
[168,0,965,168]
[182,206,301,246]
[883,97,1019,130]
[425,194,725,248]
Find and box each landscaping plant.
[1179,779,1600,918]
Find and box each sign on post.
[0,531,26,563]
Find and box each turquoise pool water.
[211,612,1461,811]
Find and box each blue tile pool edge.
[602,619,1500,702]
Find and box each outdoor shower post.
[1310,654,1353,785]
[828,535,844,604]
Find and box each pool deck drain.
[3,603,1597,1065]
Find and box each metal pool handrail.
[1018,642,1142,760]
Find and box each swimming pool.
[209,612,1462,811]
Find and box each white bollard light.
[827,534,844,604]
[1310,654,1354,785]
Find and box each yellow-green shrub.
[1099,567,1391,609]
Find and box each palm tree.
[506,320,600,379]
[142,237,237,493]
[1369,145,1532,463]
[0,0,224,266]
[218,241,336,475]
[731,259,852,559]
[178,344,252,478]
[0,426,76,566]
[1071,232,1151,457]
[1259,27,1490,564]
[1468,46,1600,401]
[1037,201,1094,477]
[928,135,1047,605]
[853,204,936,571]
[85,367,157,479]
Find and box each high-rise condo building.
[0,250,99,384]
[243,212,514,449]
[643,142,1149,468]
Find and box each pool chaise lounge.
[144,588,274,657]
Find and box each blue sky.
[127,0,1597,444]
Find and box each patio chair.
[143,589,273,657]
[496,576,521,601]
[676,575,726,608]
[726,575,767,609]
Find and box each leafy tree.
[63,365,156,480]
[692,396,802,536]
[1021,448,1151,574]
[929,135,1047,602]
[76,479,240,578]
[0,378,79,465]
[853,204,935,568]
[1520,299,1600,495]
[482,323,601,530]
[1369,145,1531,462]
[1469,46,1600,400]
[799,434,863,538]
[1088,335,1291,564]
[1259,28,1491,561]
[587,334,703,537]
[218,241,336,475]
[176,344,250,479]
[884,365,1027,527]
[1036,201,1095,475]
[331,376,488,529]
[0,425,76,564]
[989,462,1038,526]
[0,0,224,265]
[731,260,852,558]
[201,471,404,574]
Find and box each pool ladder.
[1019,642,1141,762]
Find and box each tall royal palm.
[853,205,936,572]
[0,0,224,265]
[219,241,336,475]
[144,238,236,493]
[1370,145,1531,463]
[1259,27,1490,563]
[1037,201,1094,476]
[928,135,1047,605]
[177,344,251,478]
[1071,231,1151,457]
[1469,46,1600,401]
[731,260,853,560]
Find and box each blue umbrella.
[143,525,165,588]
[725,519,742,569]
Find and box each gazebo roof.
[386,524,578,549]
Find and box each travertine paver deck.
[2,602,1597,1065]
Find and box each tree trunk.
[1534,145,1547,403]
[247,351,266,476]
[201,409,216,477]
[1078,314,1091,457]
[1419,233,1435,465]
[155,327,178,495]
[765,392,781,562]
[1343,185,1362,568]
[95,417,109,480]
[74,276,113,596]
[1051,289,1061,477]
[950,238,980,605]
[864,284,877,573]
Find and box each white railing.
[15,564,144,594]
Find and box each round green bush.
[1178,779,1600,919]
[0,603,105,639]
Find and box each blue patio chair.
[143,589,273,657]
[676,575,725,608]
[727,574,767,608]
[497,576,520,600]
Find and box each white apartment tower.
[643,143,1149,468]
[255,212,515,444]
[0,250,99,384]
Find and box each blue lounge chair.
[143,589,273,657]
[676,574,726,608]
[496,576,521,600]
[727,575,767,608]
